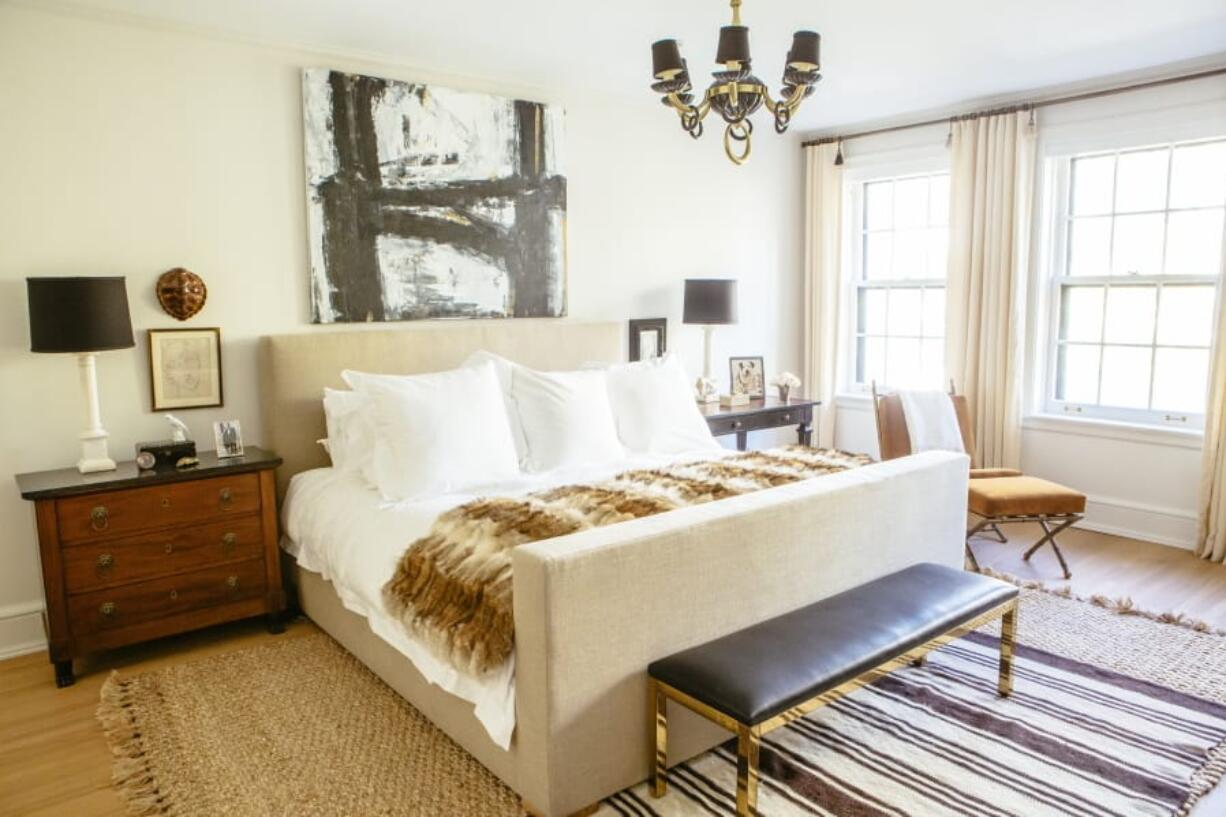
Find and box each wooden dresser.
[16,447,285,687]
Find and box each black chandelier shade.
[788,31,820,71]
[27,276,135,354]
[715,25,751,65]
[652,39,685,81]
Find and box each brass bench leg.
[736,724,760,816]
[651,680,668,798]
[998,602,1018,697]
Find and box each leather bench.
[647,563,1019,816]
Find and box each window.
[1045,138,1226,429]
[848,171,950,390]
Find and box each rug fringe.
[977,567,1226,637]
[96,671,170,816]
[1179,736,1226,817]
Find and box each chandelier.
[650,0,821,165]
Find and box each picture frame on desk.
[148,327,223,411]
[729,356,765,398]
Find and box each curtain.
[945,110,1036,469]
[1197,276,1226,562]
[802,143,843,449]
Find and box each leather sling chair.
[872,384,1086,579]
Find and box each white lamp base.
[76,353,117,474]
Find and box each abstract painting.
[302,69,567,323]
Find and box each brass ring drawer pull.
[221,532,237,550]
[99,602,116,617]
[90,506,109,532]
[169,589,178,601]
[226,575,239,591]
[219,488,233,508]
[96,553,114,570]
[164,543,175,554]
[160,497,171,509]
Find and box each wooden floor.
[1,528,1224,816]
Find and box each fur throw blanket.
[382,446,872,675]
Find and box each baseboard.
[1082,494,1197,551]
[0,600,47,660]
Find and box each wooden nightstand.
[15,447,286,687]
[699,397,821,451]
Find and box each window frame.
[1040,139,1225,432]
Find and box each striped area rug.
[602,597,1226,816]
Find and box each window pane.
[865,181,893,230]
[926,228,948,279]
[1156,285,1214,347]
[1056,344,1100,404]
[1170,141,1226,209]
[1165,209,1224,277]
[886,338,922,388]
[894,178,929,229]
[929,175,950,226]
[922,287,945,338]
[887,288,922,336]
[1071,154,1115,216]
[864,232,892,279]
[1103,286,1156,344]
[859,288,887,335]
[920,339,944,388]
[1114,148,1168,213]
[1059,286,1104,343]
[1152,348,1209,414]
[1111,213,1164,276]
[1100,345,1152,409]
[1068,217,1111,276]
[859,335,885,385]
[893,229,928,279]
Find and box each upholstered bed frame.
[260,320,970,816]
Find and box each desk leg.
[736,431,748,451]
[797,422,813,447]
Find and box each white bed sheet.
[281,450,728,749]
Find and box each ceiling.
[39,0,1226,132]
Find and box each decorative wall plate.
[156,268,207,321]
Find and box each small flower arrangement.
[772,371,801,402]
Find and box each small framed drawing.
[629,318,667,362]
[213,420,245,459]
[729,356,765,398]
[148,328,223,411]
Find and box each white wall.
[827,73,1226,551]
[0,5,803,656]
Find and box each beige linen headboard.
[259,320,623,498]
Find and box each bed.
[261,320,970,816]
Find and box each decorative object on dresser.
[648,0,821,164]
[772,371,801,402]
[26,276,135,474]
[213,420,244,459]
[155,267,207,321]
[627,318,667,362]
[728,355,765,398]
[148,327,223,411]
[683,278,737,403]
[15,447,286,688]
[700,395,818,451]
[302,69,567,324]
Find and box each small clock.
[135,451,157,471]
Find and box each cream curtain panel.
[945,110,1036,469]
[1197,277,1226,563]
[802,142,843,449]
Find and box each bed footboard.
[510,450,969,816]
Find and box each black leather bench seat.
[648,562,1018,726]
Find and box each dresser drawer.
[57,473,261,544]
[706,408,807,436]
[62,515,264,594]
[68,559,266,636]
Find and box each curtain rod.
[800,66,1226,148]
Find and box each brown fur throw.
[382,446,872,674]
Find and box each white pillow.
[603,354,720,454]
[511,366,625,471]
[322,387,377,483]
[354,362,521,501]
[461,350,529,464]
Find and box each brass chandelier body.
[650,0,821,164]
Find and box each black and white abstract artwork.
[302,69,567,323]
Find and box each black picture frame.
[148,327,224,411]
[628,318,667,362]
[729,356,766,398]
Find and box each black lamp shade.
[788,31,820,70]
[27,277,135,353]
[683,279,738,325]
[651,39,685,80]
[715,26,751,65]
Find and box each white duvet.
[281,449,729,749]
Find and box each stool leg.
[999,603,1017,697]
[736,724,761,816]
[651,682,667,798]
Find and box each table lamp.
[682,278,737,403]
[27,277,135,473]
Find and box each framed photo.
[629,318,667,362]
[213,420,245,459]
[729,356,765,398]
[148,328,223,411]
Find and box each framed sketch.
[213,419,244,459]
[629,318,667,362]
[729,356,765,398]
[148,328,223,411]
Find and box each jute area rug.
[99,583,1226,817]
